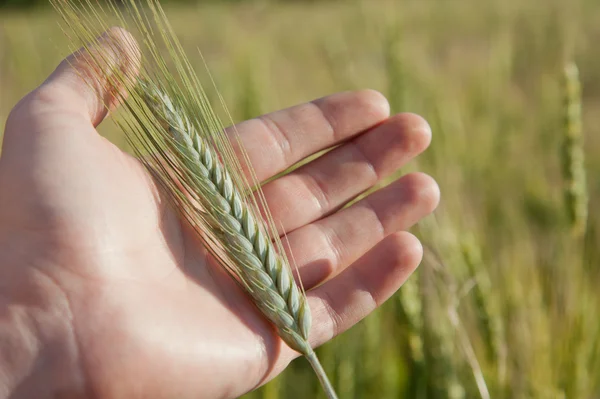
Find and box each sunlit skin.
[0,31,439,398]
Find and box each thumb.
[0,27,141,206]
[0,28,143,232]
[5,27,139,135]
[42,27,141,127]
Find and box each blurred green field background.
[1,0,599,397]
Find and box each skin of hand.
[0,29,439,399]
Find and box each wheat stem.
[306,349,339,399]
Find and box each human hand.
[0,30,439,399]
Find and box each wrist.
[0,247,87,398]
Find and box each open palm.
[0,32,438,399]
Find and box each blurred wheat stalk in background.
[562,62,588,237]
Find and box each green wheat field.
[1,0,599,397]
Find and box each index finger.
[229,90,390,182]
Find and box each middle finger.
[261,113,431,233]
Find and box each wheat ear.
[139,80,338,399]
